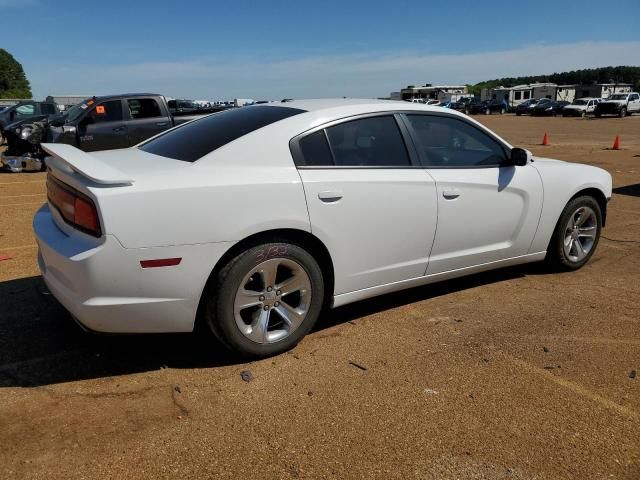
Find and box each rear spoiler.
[41,143,134,185]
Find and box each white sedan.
[34,99,612,356]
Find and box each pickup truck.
[1,93,209,172]
[0,100,59,144]
[594,92,640,117]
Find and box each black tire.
[0,130,4,145]
[595,112,601,118]
[546,196,602,271]
[485,108,491,115]
[500,108,505,114]
[619,107,627,118]
[203,241,325,357]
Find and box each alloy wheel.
[563,206,597,263]
[233,258,312,344]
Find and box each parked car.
[1,93,210,172]
[0,100,59,144]
[451,97,476,113]
[531,101,570,116]
[562,98,600,117]
[594,92,640,117]
[467,99,506,115]
[514,98,552,115]
[34,99,611,357]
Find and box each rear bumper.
[34,204,231,333]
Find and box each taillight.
[47,174,102,237]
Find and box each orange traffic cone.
[612,135,620,150]
[541,132,549,146]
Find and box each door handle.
[112,126,126,132]
[442,189,460,200]
[318,191,343,202]
[156,122,168,127]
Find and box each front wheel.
[546,196,602,270]
[485,108,491,115]
[203,241,325,357]
[619,107,627,118]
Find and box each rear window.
[139,106,305,162]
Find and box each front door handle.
[156,122,168,127]
[442,189,460,200]
[318,191,343,202]
[113,126,126,132]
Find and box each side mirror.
[510,147,531,166]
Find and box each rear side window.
[140,106,305,162]
[128,98,162,119]
[89,100,123,123]
[326,116,410,167]
[298,130,333,166]
[41,103,58,115]
[295,115,411,167]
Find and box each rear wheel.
[485,108,491,115]
[500,108,506,114]
[619,107,627,118]
[546,196,602,270]
[203,241,324,357]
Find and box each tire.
[500,108,505,114]
[619,107,627,118]
[595,112,601,118]
[485,108,491,115]
[516,112,521,116]
[0,130,4,145]
[203,241,325,357]
[546,196,602,271]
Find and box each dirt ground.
[1,115,639,480]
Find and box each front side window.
[128,98,162,119]
[405,114,507,168]
[325,116,410,167]
[88,100,123,123]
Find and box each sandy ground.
[0,115,639,480]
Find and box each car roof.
[252,98,457,115]
[91,93,163,101]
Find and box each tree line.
[468,66,640,95]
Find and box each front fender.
[529,158,612,253]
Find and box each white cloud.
[27,41,640,100]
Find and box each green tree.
[0,48,32,99]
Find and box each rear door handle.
[112,126,126,132]
[318,191,343,202]
[442,189,460,200]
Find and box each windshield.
[64,99,93,123]
[608,94,628,100]
[572,99,587,105]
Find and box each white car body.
[34,99,612,334]
[562,98,600,116]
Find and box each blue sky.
[2,0,640,100]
